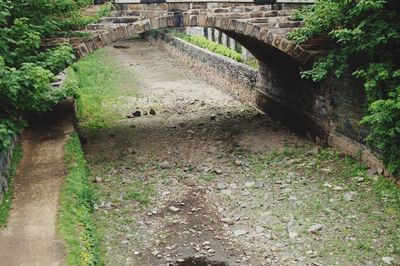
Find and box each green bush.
[289,0,400,175]
[0,0,111,151]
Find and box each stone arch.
[70,10,329,143]
[73,13,315,66]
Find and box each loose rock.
[308,224,324,234]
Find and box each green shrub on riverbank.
[289,0,400,175]
[0,1,111,151]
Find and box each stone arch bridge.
[46,0,374,166]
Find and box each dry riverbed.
[76,38,399,266]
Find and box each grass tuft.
[65,49,136,133]
[58,132,102,265]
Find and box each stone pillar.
[221,33,228,46]
[185,27,204,37]
[214,29,222,44]
[207,28,213,41]
[230,38,236,51]
[242,47,255,61]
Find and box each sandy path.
[0,105,73,266]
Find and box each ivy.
[0,1,111,151]
[289,0,400,175]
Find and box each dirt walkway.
[0,105,73,266]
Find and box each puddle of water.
[176,257,228,266]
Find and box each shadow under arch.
[72,13,329,143]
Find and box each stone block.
[143,19,152,31]
[205,16,215,28]
[250,25,260,39]
[150,17,160,29]
[243,23,254,36]
[167,3,189,11]
[133,22,144,34]
[228,19,239,31]
[189,15,198,27]
[100,32,112,45]
[272,34,283,48]
[84,39,96,53]
[198,14,207,27]
[214,17,223,28]
[236,21,246,34]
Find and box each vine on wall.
[289,0,400,175]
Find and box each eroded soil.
[82,39,399,266]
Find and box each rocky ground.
[79,38,399,266]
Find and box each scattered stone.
[150,108,156,115]
[217,181,227,190]
[177,258,184,263]
[221,217,235,225]
[132,110,141,117]
[255,181,264,188]
[367,168,377,176]
[234,159,243,166]
[308,147,320,155]
[241,190,250,196]
[214,169,223,175]
[255,226,265,233]
[233,229,248,237]
[134,251,140,255]
[169,206,181,212]
[127,148,135,154]
[343,191,356,202]
[160,161,173,169]
[333,186,344,191]
[229,183,238,190]
[382,257,395,265]
[308,224,324,234]
[377,167,384,175]
[354,176,364,183]
[287,219,298,239]
[94,176,102,183]
[210,114,216,121]
[245,181,256,188]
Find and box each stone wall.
[147,31,260,107]
[169,35,258,88]
[0,135,18,203]
[148,31,385,172]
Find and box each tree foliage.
[290,0,400,175]
[0,1,110,151]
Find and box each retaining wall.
[0,135,18,203]
[147,31,387,174]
